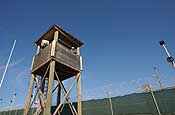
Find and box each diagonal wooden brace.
[55,72,78,115]
[53,74,80,115]
[33,77,46,115]
[24,74,35,115]
[29,63,50,109]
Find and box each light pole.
[159,40,175,69]
[10,93,16,115]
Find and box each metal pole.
[153,66,163,89]
[0,40,16,89]
[150,90,161,115]
[107,91,114,115]
[14,108,18,115]
[143,84,161,115]
[10,93,16,115]
[159,40,175,69]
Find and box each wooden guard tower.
[24,24,83,115]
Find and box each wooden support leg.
[77,73,82,115]
[24,74,35,115]
[41,78,45,96]
[57,85,61,106]
[44,61,55,115]
[55,85,61,115]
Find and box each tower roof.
[35,24,83,47]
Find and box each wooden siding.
[55,42,81,71]
[31,41,81,80]
[32,43,51,73]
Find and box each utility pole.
[159,40,175,69]
[106,91,114,115]
[153,66,163,89]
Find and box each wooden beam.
[57,85,61,106]
[44,61,55,115]
[55,72,77,115]
[77,47,82,115]
[51,40,56,57]
[77,73,82,115]
[24,74,35,115]
[29,65,50,109]
[36,46,40,54]
[53,75,80,115]
[54,31,59,41]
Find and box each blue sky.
[0,0,175,110]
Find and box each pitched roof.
[35,24,83,47]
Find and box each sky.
[0,0,175,110]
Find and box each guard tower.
[24,24,83,115]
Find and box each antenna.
[0,40,16,90]
[159,40,175,69]
[153,66,163,89]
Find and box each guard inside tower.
[58,33,78,54]
[41,40,49,49]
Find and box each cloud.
[16,68,30,78]
[0,58,24,71]
[0,58,26,91]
